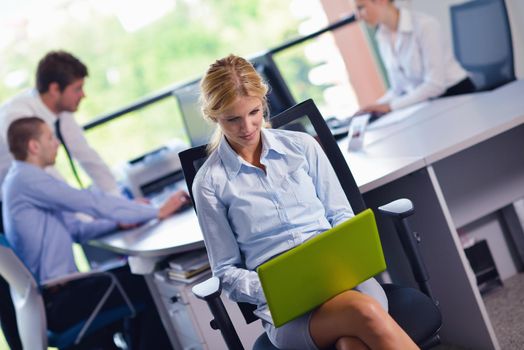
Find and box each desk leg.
[364,166,500,350]
[144,274,183,350]
[499,204,524,269]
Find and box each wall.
[319,0,387,106]
[410,0,524,78]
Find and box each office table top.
[338,137,425,193]
[90,208,203,257]
[364,80,524,163]
[364,93,476,147]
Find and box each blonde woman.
[193,54,418,349]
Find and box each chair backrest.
[0,235,48,349]
[179,99,367,324]
[179,144,208,210]
[450,0,515,91]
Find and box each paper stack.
[167,249,210,283]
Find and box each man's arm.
[25,169,156,224]
[60,212,118,243]
[58,113,120,195]
[24,168,189,223]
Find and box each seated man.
[2,116,190,349]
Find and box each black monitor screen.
[173,80,215,147]
[250,54,296,118]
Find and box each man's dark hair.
[7,117,46,161]
[36,51,88,93]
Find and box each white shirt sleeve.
[59,112,120,195]
[23,167,157,224]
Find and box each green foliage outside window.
[1,0,313,187]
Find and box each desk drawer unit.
[153,271,205,350]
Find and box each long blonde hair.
[200,54,269,153]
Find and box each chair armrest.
[192,277,244,350]
[377,198,436,302]
[192,276,221,300]
[378,198,414,219]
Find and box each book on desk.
[167,248,210,283]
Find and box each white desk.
[365,93,477,147]
[92,209,203,258]
[338,138,425,193]
[358,80,524,350]
[365,80,524,165]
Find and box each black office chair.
[450,0,515,91]
[179,99,442,349]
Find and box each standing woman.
[355,0,475,115]
[193,54,418,349]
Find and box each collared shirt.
[2,161,157,283]
[0,89,119,196]
[376,8,468,110]
[193,129,354,305]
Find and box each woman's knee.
[336,291,392,336]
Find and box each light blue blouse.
[193,129,363,306]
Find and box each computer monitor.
[173,79,215,147]
[250,53,296,118]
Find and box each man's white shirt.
[0,89,119,195]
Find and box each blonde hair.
[200,54,269,153]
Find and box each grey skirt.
[263,277,388,350]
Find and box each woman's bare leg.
[336,336,369,350]
[310,290,418,349]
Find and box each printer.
[121,139,188,201]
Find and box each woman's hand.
[157,190,191,220]
[355,103,391,116]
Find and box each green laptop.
[256,209,386,328]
